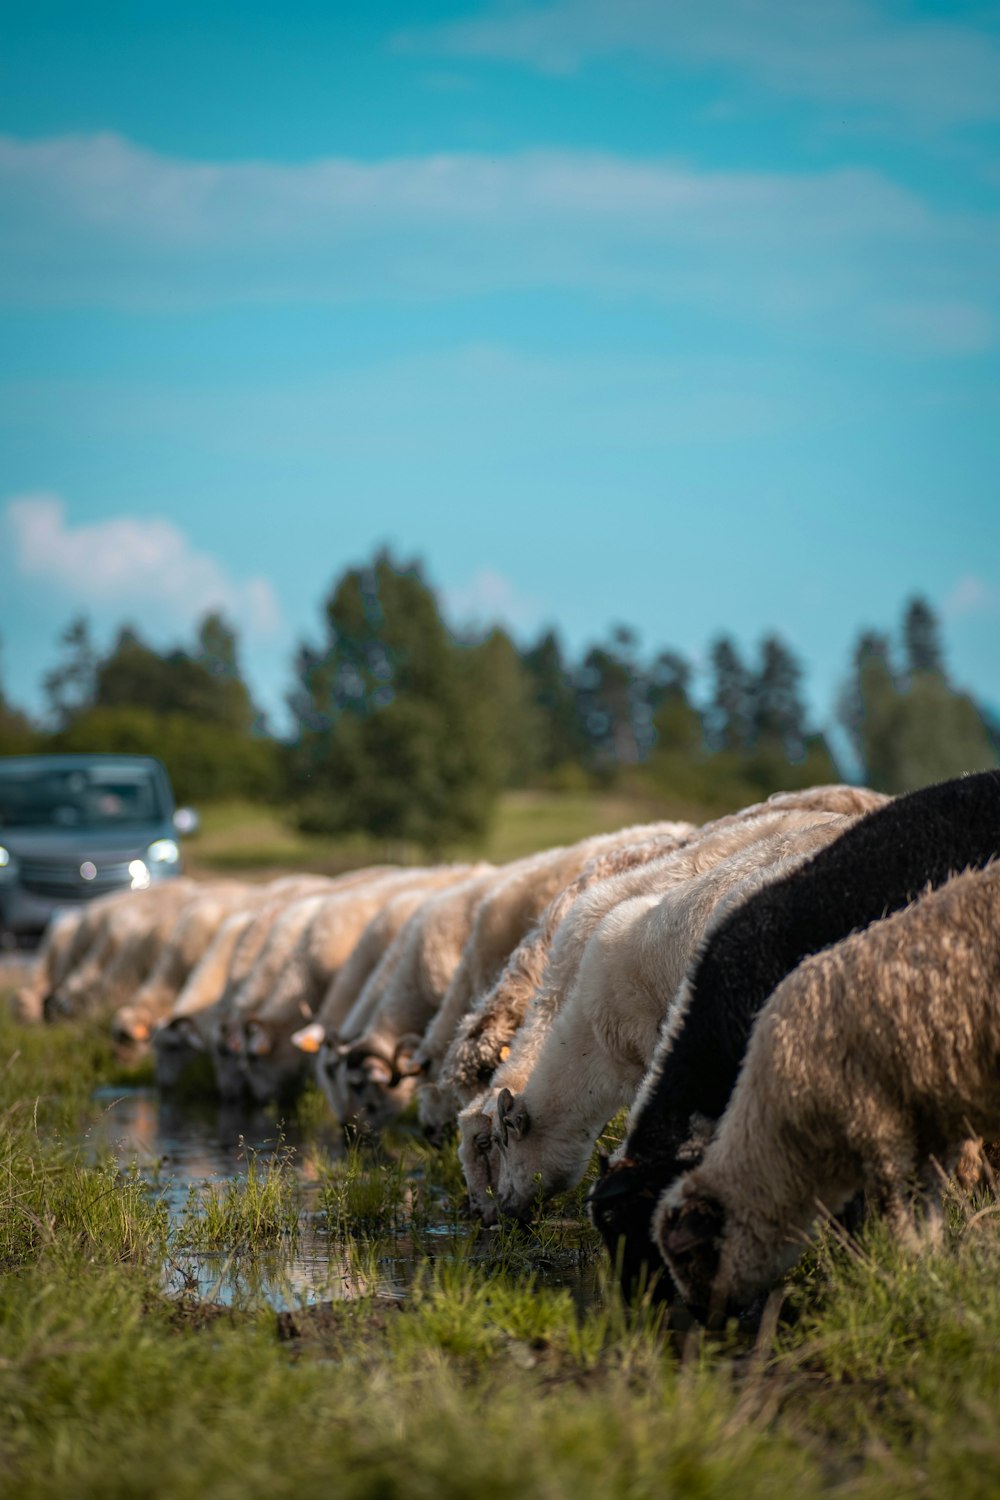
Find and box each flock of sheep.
[12,768,1000,1323]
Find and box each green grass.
[175,1147,300,1253]
[185,787,675,877]
[7,1002,1000,1498]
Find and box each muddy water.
[87,1087,408,1309]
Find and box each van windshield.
[0,763,166,831]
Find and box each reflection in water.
[87,1087,406,1310]
[86,1088,605,1314]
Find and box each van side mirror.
[173,807,200,837]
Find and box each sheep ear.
[496,1087,529,1145]
[245,1020,272,1058]
[292,1021,325,1054]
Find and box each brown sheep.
[656,863,1000,1320]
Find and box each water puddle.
[86,1087,405,1309]
[85,1087,606,1314]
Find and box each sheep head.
[112,1009,151,1047]
[243,1018,273,1058]
[457,1101,502,1224]
[157,1015,206,1052]
[588,1158,677,1303]
[655,1182,727,1319]
[392,1033,428,1080]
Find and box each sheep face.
[110,1005,153,1062]
[153,1017,205,1089]
[458,1102,502,1225]
[491,1088,593,1221]
[316,1037,351,1121]
[240,1018,309,1104]
[653,1179,728,1318]
[655,1171,801,1318]
[339,1049,419,1133]
[587,1158,675,1303]
[211,1017,249,1102]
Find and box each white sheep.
[10,905,86,1024]
[48,879,198,1020]
[193,875,340,1099]
[111,880,255,1052]
[655,863,1000,1319]
[149,868,341,1086]
[488,813,854,1220]
[239,865,478,1104]
[415,823,698,1139]
[437,789,882,1143]
[303,866,485,1121]
[315,866,500,1132]
[152,906,259,1089]
[459,807,853,1222]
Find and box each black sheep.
[588,768,1000,1304]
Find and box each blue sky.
[2,0,998,737]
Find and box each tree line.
[1,549,996,845]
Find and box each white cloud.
[445,568,545,636]
[4,493,282,638]
[0,131,996,357]
[396,0,1000,129]
[877,299,998,355]
[943,574,1000,619]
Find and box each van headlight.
[0,845,13,875]
[146,839,180,865]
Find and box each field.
[4,794,1000,1497]
[183,788,676,878]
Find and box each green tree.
[94,620,255,734]
[839,611,996,793]
[903,596,945,679]
[43,616,97,727]
[193,612,257,734]
[706,637,751,753]
[463,628,544,789]
[520,630,587,776]
[576,626,655,772]
[749,635,807,761]
[289,549,497,849]
[0,635,37,754]
[53,707,281,804]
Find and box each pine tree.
[750,635,807,760]
[520,630,586,773]
[43,616,97,728]
[463,627,544,789]
[903,596,945,680]
[706,636,751,753]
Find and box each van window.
[0,763,166,830]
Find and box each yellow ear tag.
[499,1045,510,1062]
[292,1022,325,1054]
